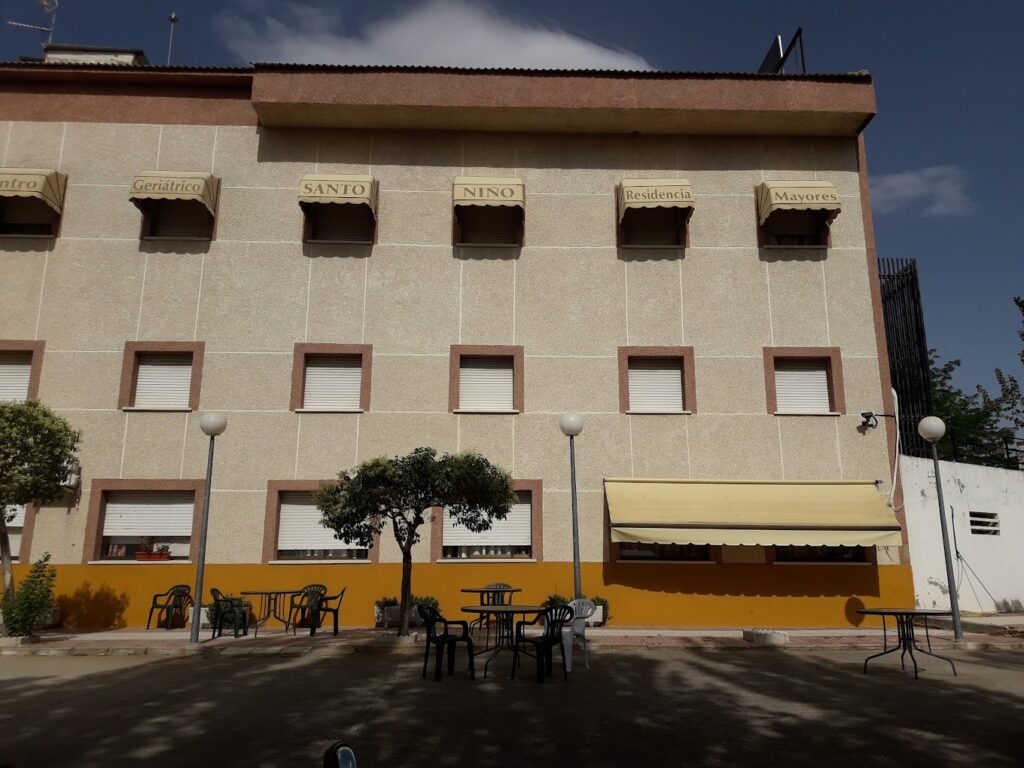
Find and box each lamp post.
[917,416,963,641]
[559,413,584,600]
[189,412,227,644]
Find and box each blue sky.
[3,0,1022,394]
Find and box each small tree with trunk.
[1,401,81,603]
[316,447,516,636]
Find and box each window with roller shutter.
[100,491,195,560]
[450,346,523,414]
[302,356,362,411]
[764,348,844,416]
[120,342,204,411]
[142,200,215,240]
[275,491,368,560]
[304,203,375,243]
[628,358,685,413]
[0,351,32,402]
[442,491,533,559]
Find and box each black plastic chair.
[288,584,327,634]
[418,604,474,682]
[471,582,512,645]
[309,587,346,637]
[512,605,575,682]
[146,584,192,630]
[209,588,251,639]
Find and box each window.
[452,177,525,247]
[774,546,867,563]
[442,491,534,560]
[100,491,195,560]
[449,345,524,414]
[119,342,204,411]
[0,196,60,237]
[0,341,44,402]
[275,491,368,560]
[764,348,845,416]
[0,169,66,238]
[618,543,711,562]
[130,172,219,241]
[303,204,375,244]
[761,210,828,247]
[142,200,215,240]
[291,344,372,412]
[969,511,1000,536]
[617,179,693,247]
[618,347,695,414]
[4,505,26,561]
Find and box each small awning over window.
[617,179,694,221]
[756,180,841,226]
[453,177,524,209]
[298,174,377,214]
[129,171,218,215]
[606,478,901,547]
[0,168,67,213]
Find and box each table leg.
[863,615,903,674]
[910,617,958,676]
[900,616,918,678]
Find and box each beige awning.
[618,179,695,221]
[129,172,218,215]
[0,168,67,213]
[298,174,377,213]
[757,180,841,226]
[453,176,524,208]
[606,478,902,547]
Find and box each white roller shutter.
[459,357,514,412]
[444,494,532,547]
[0,352,32,401]
[4,505,26,559]
[775,360,831,414]
[303,356,362,410]
[134,354,192,409]
[102,492,194,537]
[628,358,684,412]
[277,492,360,550]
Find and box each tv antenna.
[166,11,178,66]
[6,0,59,47]
[758,27,806,75]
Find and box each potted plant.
[134,540,172,562]
[589,595,610,626]
[376,595,438,628]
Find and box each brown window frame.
[617,346,696,414]
[83,479,206,563]
[449,345,524,414]
[0,340,45,400]
[117,341,204,412]
[262,480,379,563]
[7,503,38,562]
[290,343,373,412]
[431,479,543,562]
[763,347,846,415]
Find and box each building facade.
[1,58,912,628]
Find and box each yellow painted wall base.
[12,562,914,630]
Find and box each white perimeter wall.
[902,455,1024,613]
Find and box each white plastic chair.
[567,598,596,670]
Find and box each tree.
[316,447,516,636]
[0,401,80,601]
[980,297,1024,435]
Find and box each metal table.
[858,608,957,679]
[241,589,301,636]
[462,604,545,677]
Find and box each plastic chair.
[309,587,346,637]
[146,584,192,630]
[512,604,575,682]
[568,598,596,670]
[288,584,327,634]
[418,604,475,682]
[471,582,513,644]
[209,588,251,638]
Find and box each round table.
[858,608,957,679]
[241,589,301,636]
[462,604,545,677]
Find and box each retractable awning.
[756,180,841,226]
[618,179,695,221]
[453,177,524,208]
[298,174,377,213]
[0,168,67,213]
[129,171,219,215]
[606,478,902,547]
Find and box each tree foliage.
[0,401,81,599]
[316,447,516,635]
[1,553,56,637]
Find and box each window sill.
[771,561,872,566]
[268,559,371,564]
[453,409,520,415]
[616,559,716,565]
[294,408,363,413]
[626,410,692,415]
[774,412,841,417]
[0,233,56,239]
[88,560,193,565]
[122,407,192,413]
[437,558,536,564]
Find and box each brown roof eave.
[0,64,254,91]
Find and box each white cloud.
[870,165,974,217]
[217,0,653,70]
